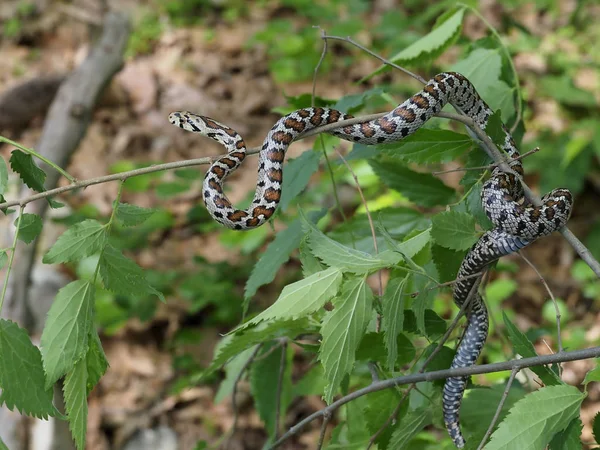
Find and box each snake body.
[168,72,573,447]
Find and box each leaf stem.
[0,205,25,314]
[0,135,76,183]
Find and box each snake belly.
[168,72,573,447]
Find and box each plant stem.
[0,206,25,314]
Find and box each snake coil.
[169,72,573,447]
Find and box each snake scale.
[169,72,573,447]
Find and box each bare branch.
[316,410,333,450]
[269,346,600,449]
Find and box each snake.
[168,72,573,447]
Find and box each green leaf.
[299,238,324,276]
[364,389,404,449]
[540,75,597,108]
[99,245,164,301]
[0,436,8,450]
[404,309,447,340]
[0,157,8,195]
[486,385,585,450]
[370,159,455,207]
[502,312,562,386]
[382,275,408,369]
[9,150,46,192]
[43,219,107,264]
[0,251,7,270]
[0,319,56,418]
[155,181,190,198]
[305,219,401,274]
[431,210,478,250]
[85,331,108,394]
[204,319,313,378]
[380,129,473,164]
[333,87,385,114]
[396,229,431,259]
[279,150,321,211]
[250,343,292,438]
[245,210,326,299]
[356,332,415,368]
[320,277,373,403]
[388,407,432,449]
[239,267,342,330]
[431,244,465,283]
[583,364,600,387]
[215,347,257,403]
[15,213,43,244]
[593,412,600,445]
[115,202,156,226]
[461,384,525,432]
[41,280,94,388]
[486,110,508,148]
[549,417,583,450]
[63,358,88,450]
[371,8,464,75]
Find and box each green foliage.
[320,277,372,403]
[43,220,107,264]
[15,213,42,244]
[0,320,57,418]
[379,129,473,164]
[431,210,479,251]
[486,385,585,450]
[126,12,163,57]
[9,150,46,193]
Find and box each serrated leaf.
[364,389,404,449]
[0,319,56,418]
[9,150,46,192]
[388,407,432,449]
[246,210,326,299]
[593,412,600,445]
[99,245,164,301]
[250,343,292,438]
[382,275,408,369]
[63,358,88,450]
[370,159,455,207]
[239,267,342,330]
[583,364,600,387]
[205,319,313,378]
[461,384,525,432]
[465,182,494,229]
[396,229,431,259]
[0,157,8,195]
[320,277,372,403]
[279,150,321,211]
[333,87,385,114]
[380,129,473,164]
[115,202,156,227]
[15,213,43,244]
[369,8,464,76]
[502,312,562,386]
[431,210,478,250]
[356,332,415,368]
[299,238,324,276]
[486,385,585,450]
[43,219,107,264]
[549,417,583,450]
[431,244,465,283]
[304,218,401,273]
[85,331,108,394]
[41,280,94,388]
[486,110,507,148]
[404,309,447,339]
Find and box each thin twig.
[368,362,380,383]
[404,271,483,297]
[274,340,287,439]
[268,346,600,449]
[316,410,332,450]
[518,251,564,353]
[225,344,263,450]
[322,35,427,84]
[477,367,520,450]
[432,147,539,176]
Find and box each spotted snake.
[168,72,573,447]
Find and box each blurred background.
[0,0,599,449]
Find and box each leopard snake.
[168,72,573,447]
